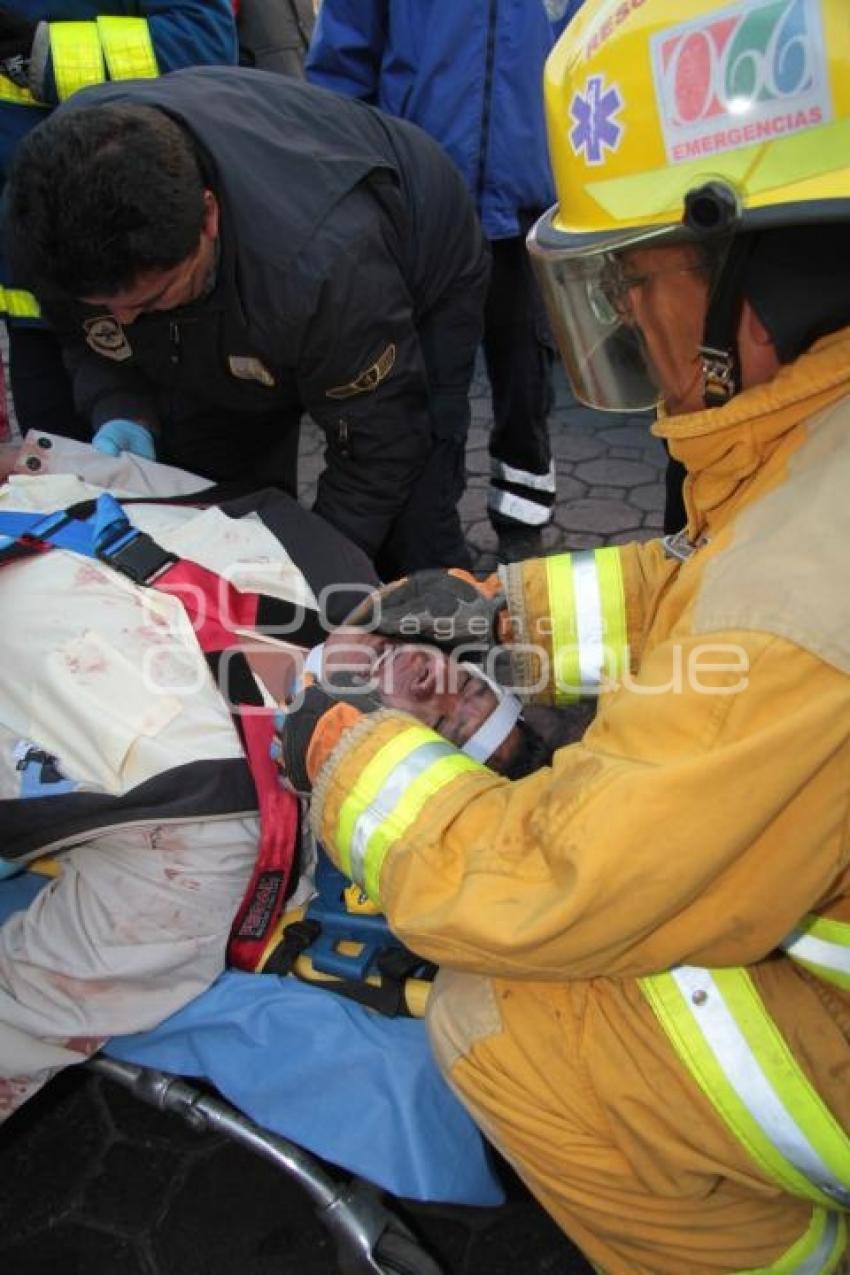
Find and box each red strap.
[226,712,299,971]
[152,559,299,967]
[154,559,260,651]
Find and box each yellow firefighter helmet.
[529,0,850,410]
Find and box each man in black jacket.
[5,67,489,577]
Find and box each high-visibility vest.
[49,16,158,101]
[0,16,159,322]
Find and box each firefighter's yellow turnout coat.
[311,330,850,1275]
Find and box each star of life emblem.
[570,75,624,165]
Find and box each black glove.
[0,8,35,88]
[276,676,382,795]
[346,569,506,650]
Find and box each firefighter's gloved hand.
[92,420,157,461]
[0,9,36,86]
[346,569,508,650]
[273,675,382,796]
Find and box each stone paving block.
[643,510,666,529]
[596,423,652,449]
[465,445,490,476]
[559,499,641,536]
[630,482,667,512]
[586,485,626,500]
[549,429,606,463]
[458,486,490,522]
[573,458,657,487]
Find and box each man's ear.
[741,298,775,347]
[738,298,781,387]
[201,190,219,242]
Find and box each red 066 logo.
[651,0,831,163]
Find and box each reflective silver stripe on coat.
[347,739,457,885]
[571,550,606,688]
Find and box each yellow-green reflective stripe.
[740,1207,846,1275]
[0,288,40,319]
[359,749,482,903]
[546,554,579,705]
[348,737,454,884]
[546,547,628,705]
[782,915,850,993]
[334,725,482,898]
[639,968,850,1209]
[0,76,39,105]
[49,22,105,100]
[97,17,158,81]
[595,546,627,684]
[335,725,440,877]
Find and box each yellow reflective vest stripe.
[0,75,39,106]
[639,967,850,1210]
[545,546,628,703]
[49,21,105,99]
[781,914,850,992]
[0,288,40,319]
[49,17,157,101]
[332,724,484,902]
[740,1207,847,1275]
[96,16,158,82]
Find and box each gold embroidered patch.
[84,315,132,361]
[228,355,276,387]
[325,343,396,400]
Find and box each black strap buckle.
[98,530,178,585]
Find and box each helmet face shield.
[529,213,671,412]
[528,209,732,413]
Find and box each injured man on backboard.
[0,434,557,1120]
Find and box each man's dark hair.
[500,717,555,781]
[6,103,207,298]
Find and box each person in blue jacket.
[0,1,237,442]
[306,0,583,563]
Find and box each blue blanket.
[0,874,503,1205]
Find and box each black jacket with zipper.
[37,67,488,559]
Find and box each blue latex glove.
[92,419,156,461]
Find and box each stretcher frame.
[87,1054,444,1275]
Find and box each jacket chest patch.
[326,343,396,400]
[228,355,276,387]
[84,316,132,361]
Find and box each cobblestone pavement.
[0,365,665,1275]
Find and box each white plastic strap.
[458,664,522,762]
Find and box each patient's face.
[322,632,519,771]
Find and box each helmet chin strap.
[698,235,755,408]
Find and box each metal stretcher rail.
[86,1055,443,1275]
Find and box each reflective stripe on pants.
[781,914,850,992]
[640,967,850,1210]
